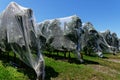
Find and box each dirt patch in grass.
[104,59,120,63]
[87,64,120,77]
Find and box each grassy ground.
[0,51,120,80]
[44,52,120,80]
[0,51,36,80]
[0,61,29,80]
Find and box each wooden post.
[64,51,66,58]
[68,51,71,62]
[68,51,71,59]
[0,49,1,55]
[57,51,59,56]
[14,52,16,63]
[7,52,9,61]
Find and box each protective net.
[0,2,44,80]
[36,15,84,62]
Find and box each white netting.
[0,2,44,80]
[36,15,84,62]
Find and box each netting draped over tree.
[0,2,44,80]
[36,15,84,62]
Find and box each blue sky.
[0,0,120,37]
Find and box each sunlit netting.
[0,1,120,80]
[0,2,44,80]
[82,22,119,57]
[36,15,84,62]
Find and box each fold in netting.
[0,2,44,80]
[36,15,84,63]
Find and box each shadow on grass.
[102,56,109,59]
[45,66,59,80]
[44,53,100,65]
[0,52,36,80]
[0,52,59,80]
[17,64,36,80]
[0,51,100,80]
[83,59,99,65]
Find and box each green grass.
[0,61,29,80]
[45,57,111,80]
[0,51,120,80]
[45,53,120,80]
[0,52,36,80]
